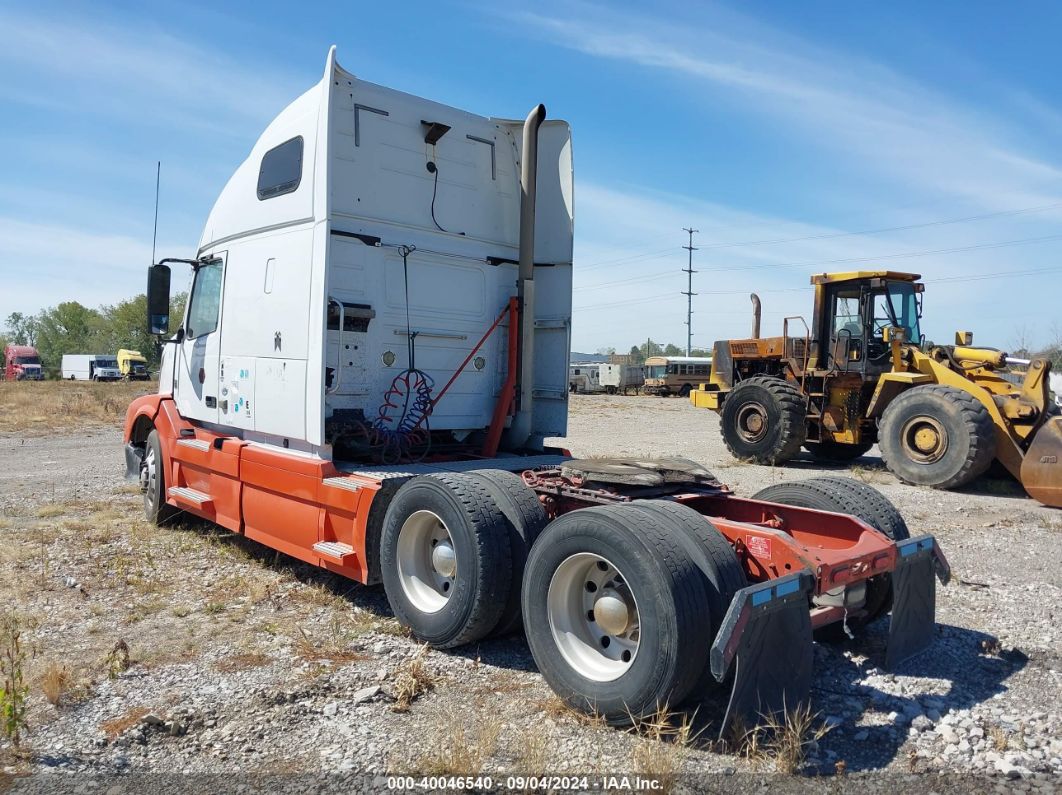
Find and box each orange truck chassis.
[124,394,949,731]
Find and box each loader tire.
[879,384,996,489]
[630,500,747,701]
[380,473,512,649]
[468,469,549,638]
[720,376,806,464]
[522,504,711,725]
[142,430,180,526]
[803,439,874,462]
[751,477,909,632]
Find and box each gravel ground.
[1,394,1060,792]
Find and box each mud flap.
[886,535,950,670]
[710,571,814,736]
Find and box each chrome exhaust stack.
[508,103,546,449]
[751,293,761,339]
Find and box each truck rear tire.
[143,430,180,526]
[468,469,549,638]
[720,376,806,464]
[380,473,512,649]
[629,500,747,700]
[879,384,996,489]
[751,477,909,631]
[521,504,711,724]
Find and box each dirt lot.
[0,390,1060,792]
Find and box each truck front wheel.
[142,430,179,526]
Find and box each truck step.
[176,438,210,452]
[313,541,357,563]
[167,486,213,507]
[322,477,363,493]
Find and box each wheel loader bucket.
[886,535,950,670]
[710,572,814,737]
[1020,415,1062,508]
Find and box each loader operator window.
[832,291,863,341]
[186,261,223,339]
[871,283,921,344]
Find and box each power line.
[575,231,1062,292]
[682,227,698,356]
[574,197,1062,274]
[572,263,1060,312]
[694,200,1062,251]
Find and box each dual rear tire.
[379,472,745,724]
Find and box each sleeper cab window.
[257,136,304,200]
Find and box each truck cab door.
[175,255,225,425]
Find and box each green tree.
[663,343,683,356]
[33,302,105,377]
[4,313,39,346]
[627,345,644,364]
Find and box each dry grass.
[733,704,832,775]
[0,380,153,434]
[215,652,272,673]
[293,614,367,664]
[100,706,150,739]
[536,695,607,728]
[39,662,72,706]
[391,645,435,712]
[628,706,699,793]
[989,724,1009,751]
[412,712,503,775]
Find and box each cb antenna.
[151,161,161,266]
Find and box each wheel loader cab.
[811,272,923,377]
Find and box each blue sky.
[2,0,1061,353]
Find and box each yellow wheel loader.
[690,271,1062,507]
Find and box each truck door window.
[257,136,303,200]
[186,261,223,339]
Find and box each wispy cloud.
[510,4,1062,212]
[0,7,305,138]
[0,218,191,322]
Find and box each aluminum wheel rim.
[736,402,769,443]
[547,552,640,682]
[142,445,157,505]
[396,510,456,614]
[900,416,948,464]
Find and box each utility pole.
[682,227,698,356]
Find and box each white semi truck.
[123,47,948,731]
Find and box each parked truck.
[117,349,150,380]
[2,344,44,381]
[62,354,121,381]
[122,48,949,731]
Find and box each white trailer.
[62,354,121,381]
[599,363,644,395]
[1052,372,1062,408]
[568,362,604,393]
[569,363,644,394]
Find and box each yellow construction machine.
[691,271,1062,507]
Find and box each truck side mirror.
[147,264,171,335]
